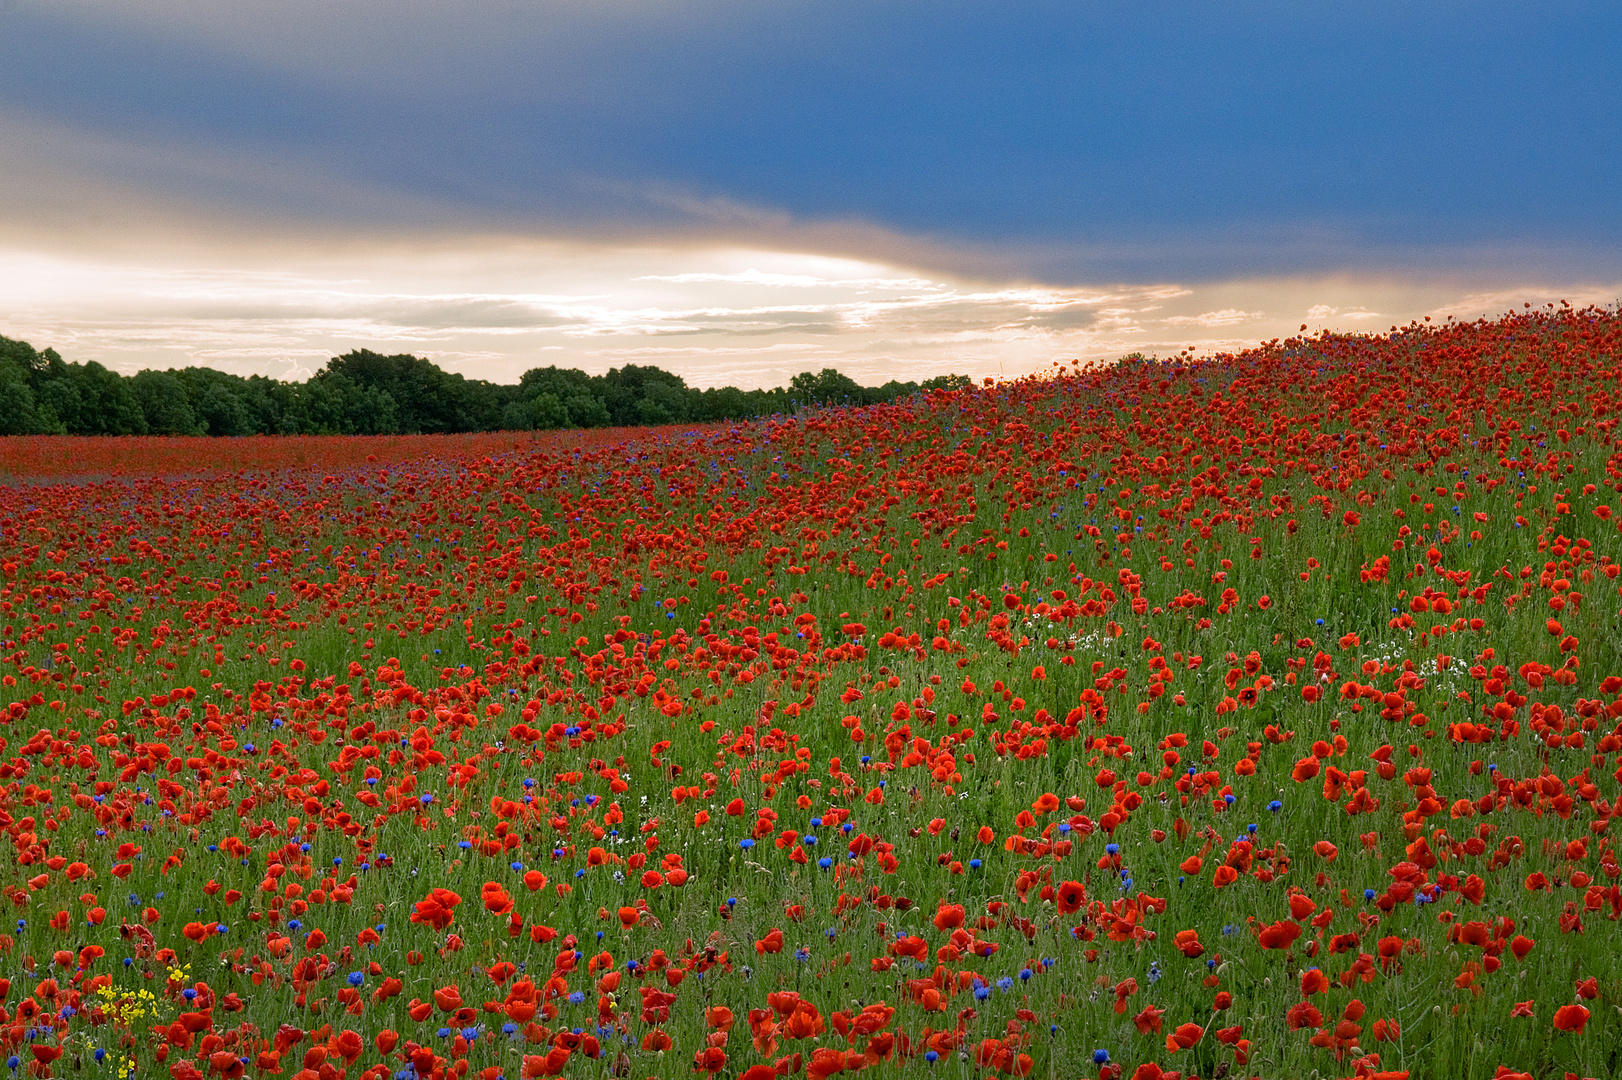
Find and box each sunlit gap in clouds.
[4,237,1618,390]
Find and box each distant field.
[3,306,1621,1080]
[0,427,713,482]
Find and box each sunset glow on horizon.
[2,1,1619,385]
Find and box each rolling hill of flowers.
[3,304,1622,1080]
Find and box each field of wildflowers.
[3,304,1622,1080]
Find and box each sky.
[2,0,1619,388]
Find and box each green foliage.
[0,354,41,435]
[130,370,203,435]
[0,332,969,437]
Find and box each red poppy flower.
[1258,920,1303,949]
[1552,1004,1589,1032]
[410,889,462,931]
[1133,1005,1164,1034]
[1286,1002,1322,1030]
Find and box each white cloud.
[632,269,940,290]
[1307,304,1382,321]
[3,226,1612,388]
[1161,308,1261,327]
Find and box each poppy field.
[5,304,1622,1080]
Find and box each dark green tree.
[0,360,40,434]
[130,370,202,435]
[789,368,866,406]
[600,364,690,426]
[0,334,962,439]
[320,350,462,434]
[563,393,611,428]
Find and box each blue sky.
[2,0,1619,385]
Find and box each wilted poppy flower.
[1133,1005,1164,1034]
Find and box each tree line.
[0,336,968,436]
